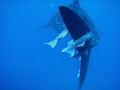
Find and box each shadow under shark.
[59,6,99,90]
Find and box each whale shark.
[42,0,99,48]
[59,6,99,90]
[39,0,99,89]
[35,0,81,33]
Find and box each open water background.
[0,0,120,90]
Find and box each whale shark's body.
[39,0,99,89]
[41,0,99,49]
[36,0,95,33]
[59,6,99,90]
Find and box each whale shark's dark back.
[59,6,91,41]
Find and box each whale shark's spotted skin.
[41,0,99,49]
[36,0,90,33]
[59,6,99,90]
[36,0,99,45]
[48,12,65,33]
[68,1,99,48]
[40,0,99,90]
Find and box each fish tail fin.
[44,39,57,48]
[62,47,75,56]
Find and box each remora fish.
[59,6,99,90]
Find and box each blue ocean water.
[0,0,120,90]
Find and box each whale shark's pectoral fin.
[36,23,51,30]
[44,29,68,48]
[32,24,51,33]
